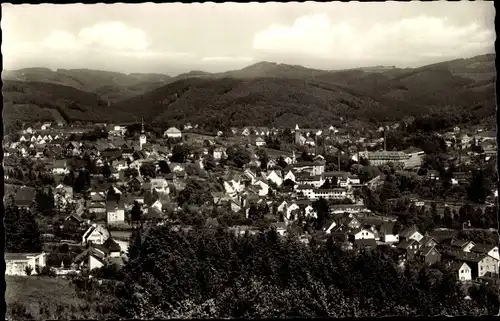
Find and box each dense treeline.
[59,225,498,318]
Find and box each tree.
[277,156,288,169]
[256,149,269,170]
[5,205,42,253]
[102,163,112,179]
[158,161,171,174]
[300,151,314,162]
[467,169,490,204]
[171,144,190,163]
[25,265,33,276]
[131,201,142,223]
[203,155,217,171]
[358,166,380,184]
[226,146,251,168]
[312,197,330,230]
[140,163,157,178]
[35,187,55,217]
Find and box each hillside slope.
[2,68,171,102]
[2,80,135,123]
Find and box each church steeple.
[139,115,147,150]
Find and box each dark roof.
[397,238,419,250]
[353,239,377,248]
[471,243,496,254]
[102,237,121,252]
[15,187,36,206]
[418,245,439,257]
[399,225,420,238]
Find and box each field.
[5,275,86,320]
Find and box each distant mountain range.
[2,53,495,129]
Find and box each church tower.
[139,116,147,150]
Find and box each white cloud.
[78,21,151,52]
[253,13,495,63]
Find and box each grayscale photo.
[2,1,498,319]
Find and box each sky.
[1,2,495,75]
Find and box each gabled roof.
[397,238,419,250]
[471,243,497,254]
[399,225,421,239]
[353,239,377,248]
[418,245,439,257]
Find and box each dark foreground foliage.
[14,225,493,319]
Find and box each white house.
[164,127,182,139]
[5,253,47,276]
[399,226,424,243]
[82,224,110,245]
[350,228,376,240]
[255,137,266,147]
[265,170,283,187]
[379,222,399,244]
[283,170,296,183]
[213,147,226,160]
[52,160,69,175]
[453,262,472,282]
[324,220,337,234]
[150,178,170,195]
[304,205,317,218]
[41,123,52,130]
[253,179,269,196]
[277,201,288,213]
[286,202,300,220]
[107,201,125,224]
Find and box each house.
[107,200,126,224]
[312,188,347,200]
[397,239,421,259]
[63,214,84,231]
[52,159,69,175]
[271,222,288,236]
[113,160,128,172]
[73,246,107,271]
[353,239,378,251]
[252,179,269,197]
[82,224,110,245]
[442,251,498,279]
[150,178,170,195]
[255,137,266,147]
[264,170,283,187]
[5,253,47,276]
[399,226,424,243]
[164,127,182,139]
[470,244,499,261]
[41,122,52,130]
[349,227,376,241]
[340,213,362,230]
[323,219,337,234]
[14,187,36,208]
[266,159,277,169]
[283,170,296,183]
[213,147,226,160]
[451,262,472,282]
[426,170,440,181]
[416,246,441,265]
[378,222,399,243]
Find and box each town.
[4,118,498,290]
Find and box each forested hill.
[112,62,495,128]
[2,68,172,103]
[2,53,495,129]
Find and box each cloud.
[201,56,254,62]
[253,13,495,63]
[78,21,151,52]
